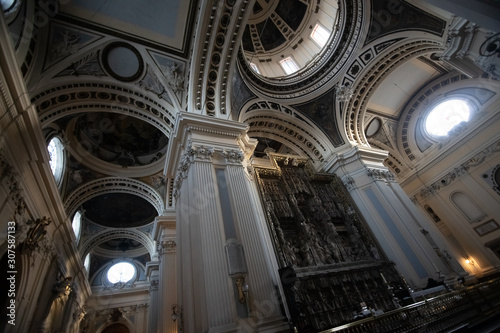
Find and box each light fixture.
[465,258,475,266]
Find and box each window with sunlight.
[72,211,82,242]
[279,57,299,75]
[47,136,64,185]
[107,262,135,284]
[84,253,91,273]
[425,99,471,137]
[250,62,260,74]
[311,23,330,48]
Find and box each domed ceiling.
[74,113,169,167]
[82,193,157,228]
[242,0,308,54]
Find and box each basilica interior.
[1,0,500,332]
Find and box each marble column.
[165,112,287,333]
[327,146,463,288]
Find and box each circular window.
[425,99,471,137]
[47,136,65,185]
[107,262,136,284]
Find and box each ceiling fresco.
[75,113,169,167]
[82,193,158,228]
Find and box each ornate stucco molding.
[367,168,395,182]
[416,139,500,199]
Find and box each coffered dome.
[241,0,340,78]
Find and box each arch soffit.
[31,81,176,136]
[81,228,155,260]
[64,177,164,223]
[345,38,445,146]
[239,101,339,165]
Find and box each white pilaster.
[165,112,287,332]
[329,146,463,288]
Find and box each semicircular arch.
[240,101,336,167]
[31,81,176,137]
[64,177,164,222]
[80,228,155,260]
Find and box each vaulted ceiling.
[5,0,499,288]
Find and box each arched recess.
[31,81,176,136]
[97,319,135,333]
[239,101,336,167]
[344,39,445,146]
[80,228,155,261]
[64,177,164,220]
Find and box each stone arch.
[345,39,445,145]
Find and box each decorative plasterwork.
[398,73,473,162]
[80,228,155,260]
[367,168,395,183]
[158,239,176,256]
[417,139,500,199]
[195,0,251,115]
[237,0,363,99]
[345,40,444,145]
[171,143,215,198]
[31,82,176,133]
[64,177,164,219]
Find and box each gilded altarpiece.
[254,156,405,331]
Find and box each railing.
[318,278,500,333]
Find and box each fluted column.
[165,112,288,332]
[328,146,463,289]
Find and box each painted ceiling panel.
[61,0,192,52]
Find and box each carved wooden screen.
[254,155,405,331]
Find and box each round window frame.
[423,97,475,140]
[106,261,137,285]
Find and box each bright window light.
[311,24,330,47]
[84,253,91,272]
[250,62,260,74]
[107,262,135,284]
[1,0,15,11]
[72,211,82,242]
[47,136,64,184]
[425,99,471,137]
[279,57,299,75]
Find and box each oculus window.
[107,262,135,284]
[425,99,470,137]
[279,57,299,75]
[47,136,64,185]
[311,23,330,48]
